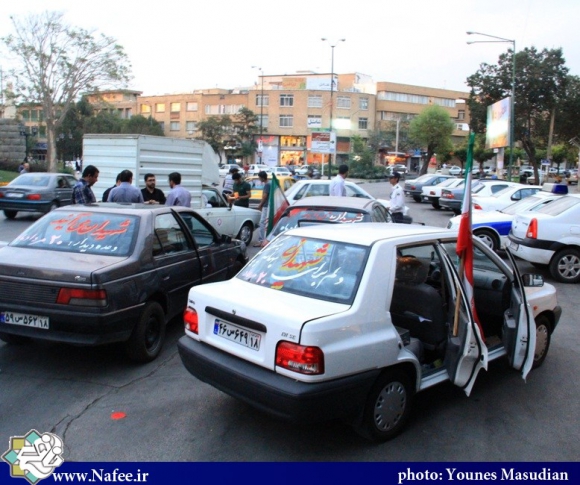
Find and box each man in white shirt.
[389,171,405,223]
[329,164,349,196]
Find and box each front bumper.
[177,336,380,423]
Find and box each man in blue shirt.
[165,172,191,207]
[109,170,144,203]
[72,165,100,204]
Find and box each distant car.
[509,194,580,283]
[296,166,312,175]
[247,164,272,176]
[392,164,408,174]
[219,164,241,177]
[421,177,464,209]
[246,175,296,208]
[271,166,292,177]
[0,172,78,219]
[0,204,248,361]
[447,165,462,176]
[472,185,542,212]
[284,179,410,217]
[568,170,578,185]
[404,174,455,203]
[440,180,522,215]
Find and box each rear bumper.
[507,233,560,265]
[0,200,53,213]
[177,336,380,423]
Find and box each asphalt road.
[1,181,578,461]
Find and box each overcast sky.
[2,0,579,96]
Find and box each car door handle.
[162,275,171,281]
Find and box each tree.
[196,116,233,164]
[121,115,164,136]
[409,105,455,175]
[2,11,131,172]
[232,107,261,165]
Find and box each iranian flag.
[455,132,484,338]
[266,174,290,235]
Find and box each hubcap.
[145,315,160,350]
[535,324,549,361]
[557,254,580,280]
[240,226,251,244]
[373,381,406,431]
[476,233,495,250]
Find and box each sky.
[1,0,580,96]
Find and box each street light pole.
[322,38,345,180]
[467,31,516,181]
[252,66,264,164]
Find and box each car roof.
[289,196,377,211]
[54,203,192,215]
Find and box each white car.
[421,177,464,209]
[178,223,561,441]
[447,185,567,251]
[196,186,261,245]
[247,164,272,176]
[219,164,241,177]
[509,194,580,283]
[271,166,292,177]
[285,179,410,216]
[471,180,523,198]
[472,185,542,212]
[448,165,462,176]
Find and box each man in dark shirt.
[102,173,121,202]
[141,173,166,204]
[227,172,252,208]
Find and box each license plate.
[0,311,49,329]
[213,318,261,351]
[509,241,519,251]
[6,193,24,198]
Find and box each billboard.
[485,97,511,149]
[306,75,338,91]
[311,131,336,154]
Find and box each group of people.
[70,165,192,207]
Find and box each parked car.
[472,185,542,212]
[198,185,262,245]
[0,172,78,219]
[178,223,560,441]
[0,204,248,362]
[447,184,567,251]
[566,169,578,185]
[447,165,462,176]
[284,179,410,217]
[218,164,241,177]
[404,174,455,203]
[421,177,464,209]
[439,180,521,215]
[246,175,296,208]
[392,164,408,174]
[247,164,272,176]
[509,194,580,283]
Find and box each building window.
[186,102,198,112]
[308,95,323,108]
[458,110,465,120]
[186,121,196,132]
[378,91,429,104]
[334,117,351,130]
[170,103,181,113]
[280,94,294,107]
[156,103,165,113]
[359,98,369,110]
[159,122,165,131]
[170,121,180,131]
[433,98,456,108]
[141,104,151,114]
[279,115,293,127]
[256,94,269,107]
[358,117,368,130]
[307,115,322,128]
[258,114,269,128]
[337,96,351,109]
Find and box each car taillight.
[429,190,436,195]
[526,218,538,239]
[473,203,482,210]
[26,194,41,200]
[0,193,4,198]
[56,288,107,306]
[183,307,198,334]
[410,185,416,190]
[442,192,453,199]
[276,341,324,375]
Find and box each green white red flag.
[266,174,289,235]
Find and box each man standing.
[329,164,349,196]
[255,171,270,247]
[20,162,30,174]
[109,170,144,203]
[388,171,405,223]
[102,173,121,202]
[141,173,166,204]
[166,172,191,207]
[227,172,252,207]
[223,166,239,197]
[72,165,99,204]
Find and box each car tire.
[412,196,422,203]
[452,209,461,216]
[533,315,551,369]
[549,247,580,283]
[125,301,166,363]
[236,222,253,246]
[431,201,441,210]
[3,210,17,219]
[355,369,413,442]
[0,332,31,345]
[47,202,59,213]
[474,229,499,252]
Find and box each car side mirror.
[522,274,544,287]
[221,234,232,244]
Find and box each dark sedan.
[0,204,248,362]
[404,174,455,202]
[0,172,78,219]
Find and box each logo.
[2,430,64,484]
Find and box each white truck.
[82,134,261,245]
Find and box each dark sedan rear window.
[271,208,368,237]
[9,174,51,187]
[10,211,140,256]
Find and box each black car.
[404,174,455,202]
[0,204,248,362]
[0,172,78,219]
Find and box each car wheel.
[0,332,31,345]
[47,202,59,213]
[126,301,166,363]
[452,209,461,216]
[412,196,422,203]
[474,229,499,251]
[355,369,412,442]
[236,222,253,246]
[431,201,441,210]
[549,247,580,283]
[3,210,17,219]
[533,315,551,369]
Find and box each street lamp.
[467,31,516,181]
[252,66,264,164]
[322,37,345,179]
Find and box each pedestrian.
[223,166,239,198]
[108,170,144,203]
[165,172,191,207]
[388,171,405,223]
[329,164,349,196]
[227,172,252,207]
[141,173,166,204]
[102,173,122,202]
[20,162,30,174]
[255,171,270,247]
[72,165,99,204]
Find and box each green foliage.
[196,116,233,164]
[232,107,262,164]
[348,135,385,179]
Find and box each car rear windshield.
[535,196,580,216]
[237,235,368,304]
[271,208,368,237]
[10,210,140,256]
[10,174,50,186]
